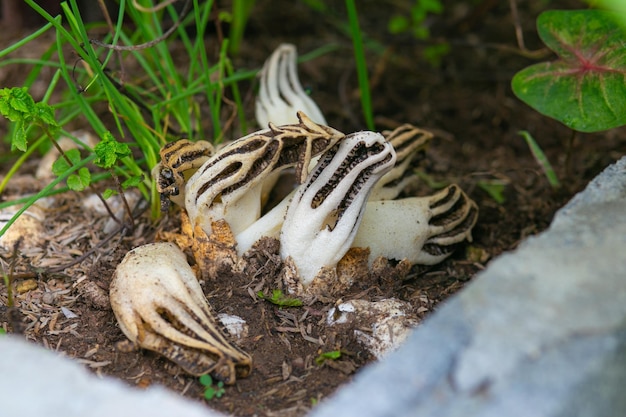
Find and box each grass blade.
[518,130,560,189]
[345,0,374,130]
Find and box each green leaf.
[102,189,117,199]
[94,132,131,169]
[0,87,35,121]
[218,10,232,23]
[512,10,626,132]
[257,289,303,307]
[204,387,217,400]
[423,42,450,67]
[200,374,225,400]
[122,174,144,189]
[421,0,443,14]
[477,180,507,204]
[315,350,342,365]
[388,15,409,34]
[52,149,81,176]
[12,120,28,152]
[199,374,214,387]
[66,167,91,191]
[34,102,59,128]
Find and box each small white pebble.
[217,313,248,340]
[61,306,78,319]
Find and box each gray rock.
[0,336,219,417]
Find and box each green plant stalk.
[345,0,374,130]
[213,39,232,142]
[518,130,560,189]
[0,136,48,195]
[188,0,216,140]
[0,21,55,58]
[225,57,247,135]
[229,0,255,56]
[477,180,507,204]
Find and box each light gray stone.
[0,336,221,417]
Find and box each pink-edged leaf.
[512,10,626,132]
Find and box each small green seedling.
[387,0,443,40]
[257,289,303,307]
[0,86,59,152]
[477,180,507,204]
[51,148,91,192]
[387,0,448,67]
[315,350,342,365]
[518,130,560,189]
[199,374,225,400]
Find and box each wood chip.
[76,359,112,368]
[16,279,38,294]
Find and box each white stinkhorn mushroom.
[353,184,479,265]
[152,139,214,211]
[280,131,397,288]
[235,188,294,255]
[369,124,433,201]
[184,112,343,237]
[109,242,252,384]
[255,43,326,127]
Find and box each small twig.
[212,1,225,46]
[219,95,239,140]
[89,0,191,51]
[509,0,525,51]
[507,0,549,59]
[109,169,135,232]
[1,239,25,334]
[1,238,22,308]
[132,0,179,13]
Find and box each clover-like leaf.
[0,87,60,151]
[94,132,131,169]
[0,87,35,122]
[52,149,82,176]
[512,10,626,132]
[66,168,91,191]
[12,120,28,152]
[34,102,59,129]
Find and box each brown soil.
[1,1,626,416]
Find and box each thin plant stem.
[345,0,374,130]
